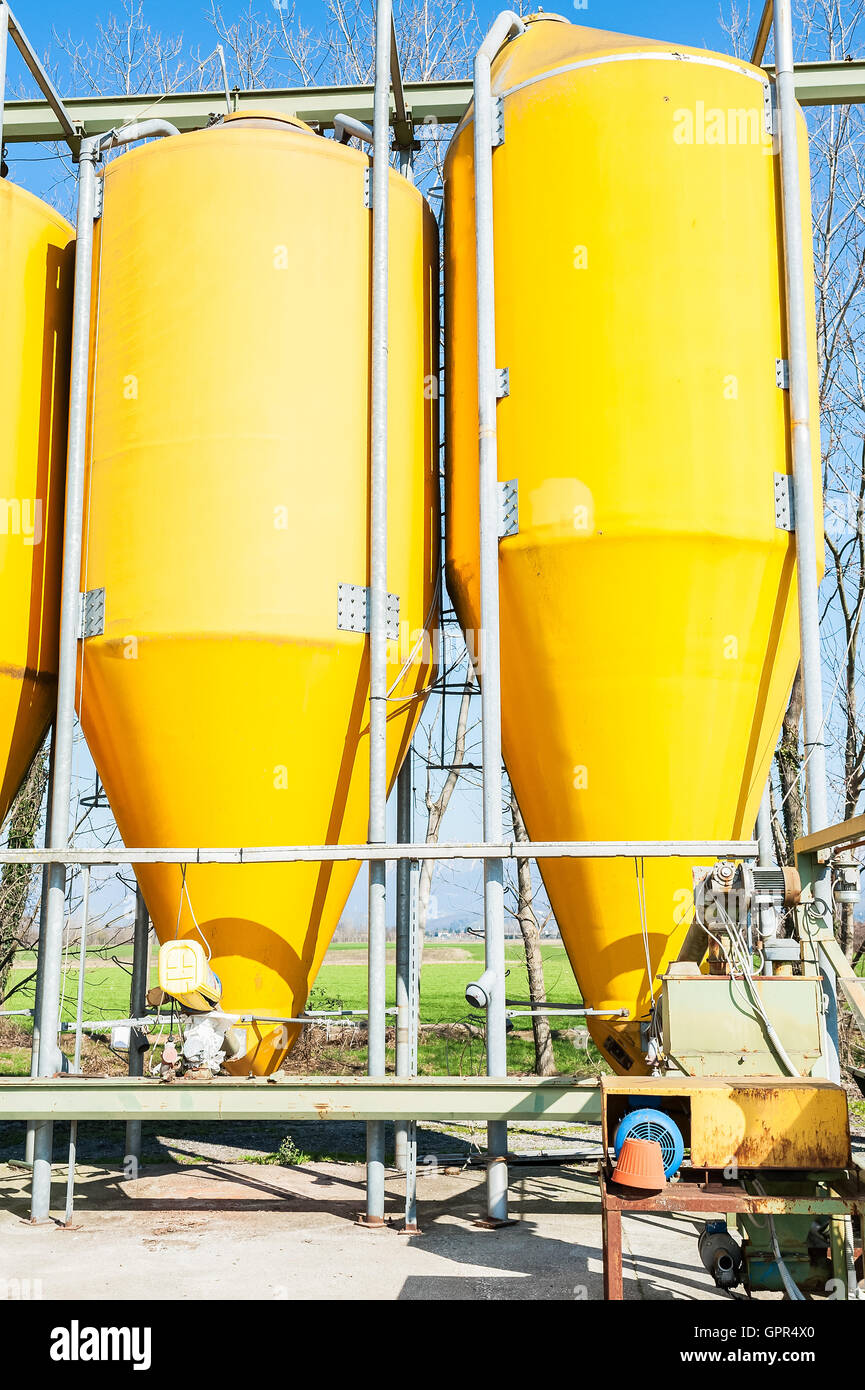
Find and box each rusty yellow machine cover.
[79,115,439,1072]
[445,17,821,1073]
[0,181,73,822]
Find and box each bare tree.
[0,741,49,1004]
[416,669,475,959]
[509,790,555,1076]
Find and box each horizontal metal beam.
[0,839,758,865]
[5,3,77,145]
[0,80,473,146]
[2,60,864,147]
[765,60,865,106]
[0,1074,603,1124]
[796,814,865,855]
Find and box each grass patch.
[316,942,581,1026]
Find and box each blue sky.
[13,1,741,67]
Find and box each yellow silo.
[444,17,821,1073]
[0,181,73,822]
[78,114,439,1073]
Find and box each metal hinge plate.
[776,358,790,390]
[364,167,372,208]
[764,82,776,136]
[496,367,510,399]
[78,587,105,639]
[774,472,795,532]
[491,95,505,148]
[498,479,518,538]
[337,583,399,639]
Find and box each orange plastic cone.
[612,1137,667,1191]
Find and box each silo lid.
[213,110,315,135]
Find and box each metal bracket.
[498,479,518,539]
[491,95,505,148]
[78,588,105,639]
[495,367,509,399]
[93,174,104,219]
[776,357,790,390]
[364,166,372,209]
[337,583,399,639]
[774,472,795,532]
[763,81,776,136]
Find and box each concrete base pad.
[0,1161,774,1301]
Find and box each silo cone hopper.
[77,114,439,1074]
[444,16,821,1073]
[0,180,73,823]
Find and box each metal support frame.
[63,865,89,1226]
[473,9,527,1227]
[0,2,77,153]
[0,3,8,158]
[363,0,394,1230]
[124,887,149,1171]
[9,5,863,1242]
[3,62,865,150]
[774,0,840,1085]
[752,2,775,67]
[0,838,759,866]
[29,119,180,1226]
[394,756,412,1173]
[600,1161,864,1301]
[0,1074,604,1123]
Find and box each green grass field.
[5,940,581,1025]
[2,939,599,1077]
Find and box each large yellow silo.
[0,181,73,822]
[79,114,439,1073]
[445,17,821,1073]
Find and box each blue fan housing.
[613,1107,685,1178]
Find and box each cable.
[703,904,799,1076]
[173,864,212,960]
[753,1179,806,1301]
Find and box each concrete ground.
[0,1160,766,1301]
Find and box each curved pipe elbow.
[333,113,374,145]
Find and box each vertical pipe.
[472,9,525,1225]
[25,725,55,1165]
[124,885,149,1172]
[774,0,840,1082]
[63,865,90,1226]
[365,0,394,1227]
[30,140,100,1224]
[28,118,177,1222]
[404,859,420,1231]
[0,2,9,158]
[394,754,412,1172]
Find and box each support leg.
[602,1202,624,1301]
[124,886,149,1174]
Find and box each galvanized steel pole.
[0,3,9,156]
[30,120,179,1224]
[24,727,55,1165]
[394,755,412,1172]
[124,886,150,1170]
[63,864,89,1225]
[774,0,840,1082]
[29,138,100,1223]
[473,10,525,1225]
[364,0,393,1227]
